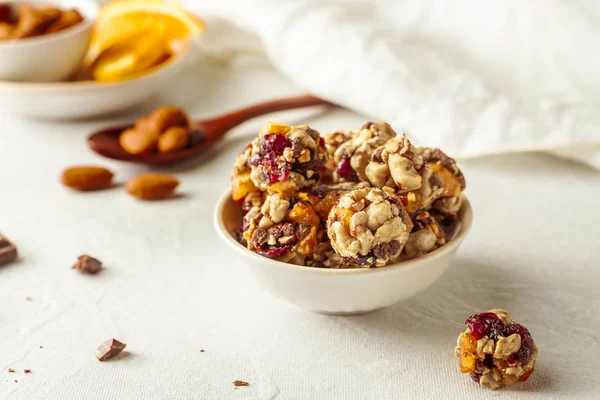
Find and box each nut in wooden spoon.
[88,94,334,165]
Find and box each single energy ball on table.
[455,309,538,390]
[327,188,413,267]
[331,121,396,183]
[248,122,327,195]
[241,193,322,264]
[365,134,445,212]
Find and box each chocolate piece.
[96,339,126,361]
[0,233,18,266]
[233,380,249,387]
[23,370,31,374]
[72,255,102,274]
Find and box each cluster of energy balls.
[230,121,466,268]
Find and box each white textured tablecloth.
[1,56,599,400]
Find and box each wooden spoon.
[88,94,334,165]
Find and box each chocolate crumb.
[96,338,126,361]
[233,380,249,387]
[72,255,102,274]
[200,349,205,353]
[14,380,17,383]
[0,233,18,266]
[24,370,31,374]
[7,368,14,373]
[39,346,43,349]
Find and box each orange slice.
[86,0,205,82]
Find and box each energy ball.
[248,122,326,195]
[332,121,396,183]
[241,193,322,262]
[327,188,413,267]
[366,135,445,211]
[455,309,538,390]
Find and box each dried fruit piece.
[232,380,249,387]
[158,126,189,153]
[61,166,114,191]
[72,255,102,275]
[96,339,126,361]
[126,173,179,200]
[459,333,478,373]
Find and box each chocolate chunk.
[251,229,268,246]
[281,222,295,237]
[268,225,282,240]
[72,255,102,274]
[233,380,249,387]
[23,370,31,374]
[372,148,384,163]
[373,240,401,260]
[96,339,126,361]
[296,224,311,240]
[0,233,18,266]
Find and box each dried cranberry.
[336,158,357,181]
[258,246,290,259]
[241,201,253,215]
[507,323,535,364]
[263,152,290,184]
[400,196,408,207]
[259,134,290,155]
[319,137,325,147]
[465,312,507,340]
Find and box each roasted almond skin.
[158,126,189,153]
[119,128,159,155]
[61,166,114,191]
[126,173,179,200]
[148,106,189,133]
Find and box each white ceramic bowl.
[0,0,97,82]
[214,190,473,315]
[0,54,189,119]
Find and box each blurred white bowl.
[214,190,473,315]
[0,55,188,120]
[0,0,97,82]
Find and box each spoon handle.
[198,94,335,138]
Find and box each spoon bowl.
[88,94,333,165]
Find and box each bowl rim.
[214,189,473,275]
[0,54,185,92]
[0,0,97,49]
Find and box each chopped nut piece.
[24,369,31,374]
[233,380,249,387]
[72,255,102,274]
[25,296,32,301]
[494,334,521,360]
[96,339,126,361]
[7,368,14,373]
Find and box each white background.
[1,41,599,400]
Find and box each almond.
[148,106,189,133]
[119,128,159,155]
[61,166,114,191]
[126,173,179,200]
[158,126,189,153]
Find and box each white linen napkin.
[183,0,600,169]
